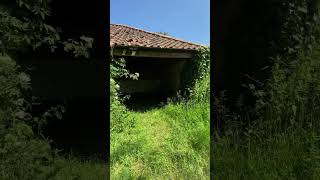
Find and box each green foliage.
[0,0,93,57]
[110,55,139,134]
[51,156,108,180]
[111,76,210,180]
[213,130,320,179]
[0,0,58,54]
[111,57,132,79]
[213,33,320,180]
[110,49,210,179]
[63,36,94,58]
[0,1,100,179]
[251,46,320,133]
[0,55,61,180]
[275,0,320,57]
[181,47,210,95]
[110,76,134,134]
[213,1,320,178]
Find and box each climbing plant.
[180,47,210,96]
[110,48,139,133]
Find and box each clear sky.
[110,0,210,45]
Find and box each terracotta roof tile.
[110,24,204,50]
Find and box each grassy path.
[111,101,210,179]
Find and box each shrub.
[0,1,95,178]
[0,55,61,180]
[251,44,320,134]
[110,56,138,134]
[212,1,320,178]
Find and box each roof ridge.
[110,24,205,47]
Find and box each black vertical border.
[102,0,110,178]
[210,0,215,178]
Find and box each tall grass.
[51,156,108,180]
[111,74,210,179]
[213,45,320,179]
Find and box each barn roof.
[110,24,204,51]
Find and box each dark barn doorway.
[110,24,204,112]
[118,57,188,111]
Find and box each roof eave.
[110,44,202,52]
[111,45,199,59]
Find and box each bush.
[212,1,320,177]
[110,56,137,133]
[0,55,60,180]
[213,40,320,180]
[253,45,320,133]
[0,1,98,179]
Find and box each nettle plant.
[245,0,320,131]
[180,47,210,97]
[110,49,139,133]
[110,51,139,104]
[0,55,62,179]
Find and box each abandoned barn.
[110,24,204,99]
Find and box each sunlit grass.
[111,76,210,179]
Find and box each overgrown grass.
[111,74,210,179]
[213,45,320,179]
[214,130,320,179]
[51,156,108,180]
[110,47,210,179]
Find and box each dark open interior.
[116,56,189,111]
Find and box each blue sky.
[110,0,210,45]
